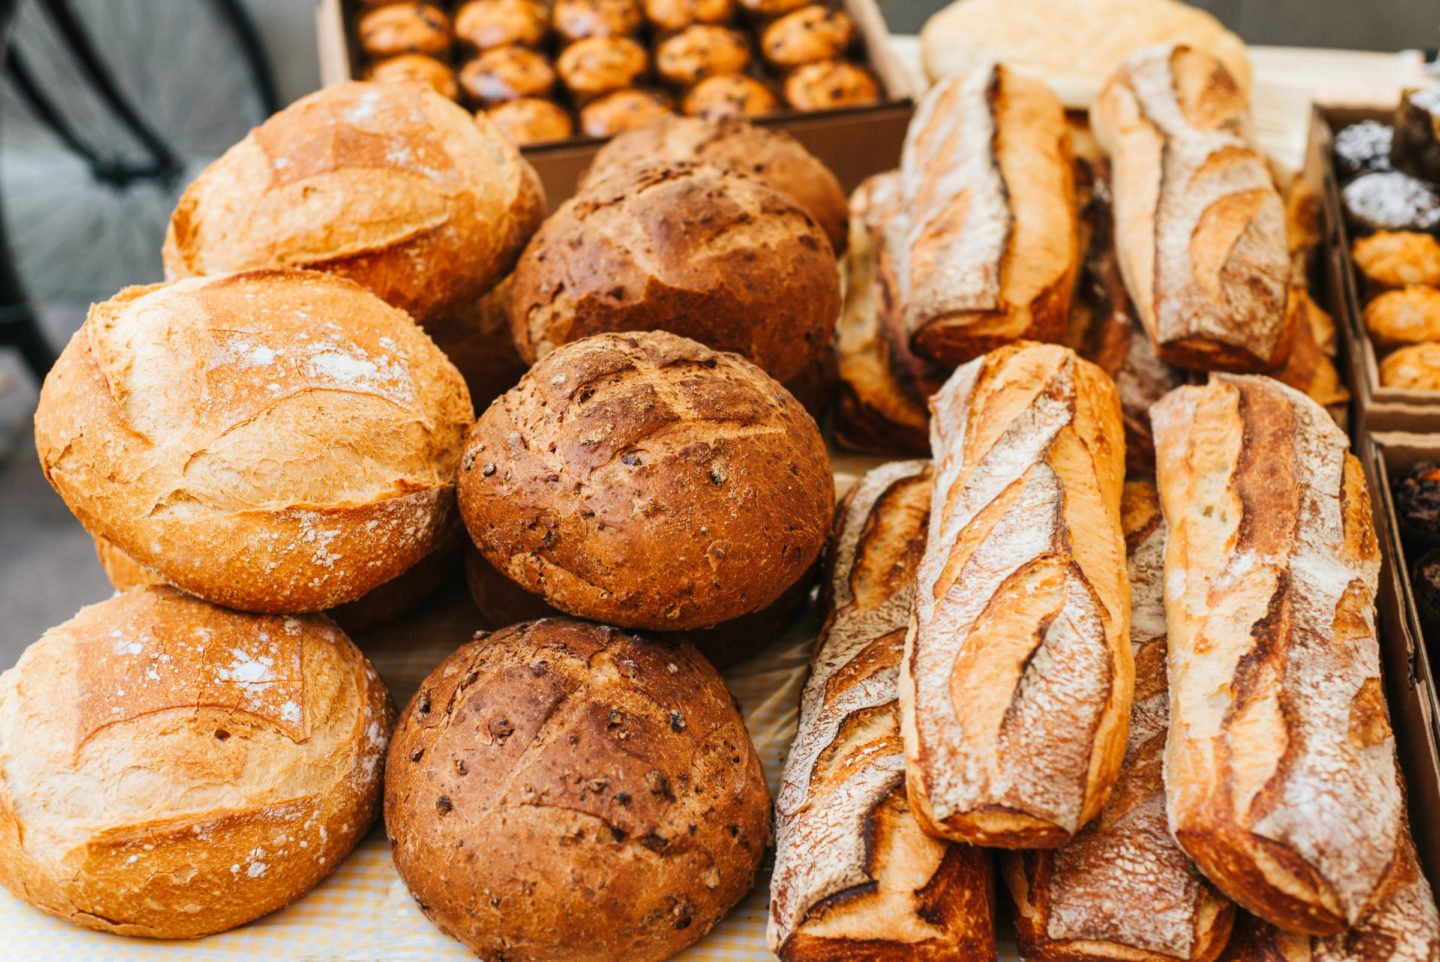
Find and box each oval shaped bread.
[510,161,841,385]
[579,115,848,255]
[163,81,544,328]
[385,617,770,962]
[458,331,833,630]
[0,586,393,939]
[34,270,473,613]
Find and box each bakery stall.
[2,0,1440,960]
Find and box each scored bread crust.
[34,270,473,614]
[769,460,997,961]
[899,63,1079,367]
[900,342,1132,849]
[1151,374,1404,935]
[509,161,841,386]
[1002,482,1234,962]
[162,81,544,328]
[457,331,833,631]
[0,586,393,939]
[1091,45,1290,373]
[384,618,770,962]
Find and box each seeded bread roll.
[458,331,833,631]
[0,586,393,939]
[770,460,998,962]
[900,342,1132,849]
[1152,375,1405,935]
[164,81,544,328]
[34,270,473,614]
[580,115,847,255]
[511,162,840,384]
[385,617,770,962]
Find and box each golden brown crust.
[643,0,735,33]
[1364,285,1440,348]
[1353,232,1440,290]
[737,0,808,17]
[34,271,473,613]
[761,6,854,71]
[580,115,848,255]
[682,74,779,120]
[1266,285,1349,412]
[458,46,556,105]
[783,60,881,111]
[900,342,1132,849]
[0,587,393,939]
[457,331,833,630]
[1152,375,1403,935]
[163,81,545,328]
[1380,341,1440,391]
[552,0,643,42]
[579,88,675,136]
[365,54,460,101]
[655,25,750,87]
[510,161,840,384]
[454,0,550,50]
[357,2,452,58]
[484,97,576,146]
[557,36,650,99]
[384,618,770,962]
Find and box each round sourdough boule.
[384,617,770,962]
[510,162,840,384]
[163,81,545,328]
[0,586,394,939]
[34,270,474,614]
[579,115,848,255]
[458,331,833,630]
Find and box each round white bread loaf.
[0,586,394,939]
[162,81,545,328]
[34,270,473,613]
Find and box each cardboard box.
[316,0,919,209]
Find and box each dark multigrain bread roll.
[457,331,834,631]
[510,161,840,384]
[384,617,771,962]
[1395,462,1440,548]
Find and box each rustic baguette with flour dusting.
[900,341,1132,849]
[1091,45,1290,373]
[1003,481,1234,962]
[770,460,996,961]
[899,63,1079,366]
[1152,374,1405,936]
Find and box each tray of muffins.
[316,0,918,202]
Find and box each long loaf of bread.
[1003,481,1234,962]
[1152,374,1404,935]
[1091,45,1290,373]
[769,460,996,961]
[900,341,1132,849]
[898,63,1079,367]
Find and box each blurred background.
[0,0,1436,649]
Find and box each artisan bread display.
[770,461,997,961]
[898,64,1079,366]
[457,331,833,631]
[385,617,769,962]
[1152,375,1404,935]
[510,160,840,385]
[0,587,392,938]
[1092,45,1291,373]
[901,342,1132,849]
[34,270,472,613]
[163,81,544,329]
[1003,481,1234,962]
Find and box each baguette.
[1003,481,1234,962]
[900,341,1132,849]
[1091,45,1290,372]
[770,460,996,961]
[899,63,1079,366]
[1152,374,1404,935]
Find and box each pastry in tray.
[1334,119,1395,178]
[1364,284,1440,347]
[357,1,452,59]
[454,0,550,51]
[682,73,778,118]
[1381,341,1440,391]
[366,52,460,100]
[1392,86,1440,183]
[579,87,674,135]
[1354,231,1440,289]
[1342,171,1440,234]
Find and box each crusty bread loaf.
[835,172,949,454]
[900,341,1132,849]
[771,460,997,961]
[458,331,833,631]
[1091,45,1290,372]
[0,586,393,939]
[424,274,529,412]
[899,63,1079,366]
[35,270,473,614]
[1216,837,1440,961]
[580,115,849,255]
[385,617,770,962]
[163,81,544,328]
[1003,481,1234,962]
[1266,283,1349,417]
[510,161,840,385]
[1152,374,1404,935]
